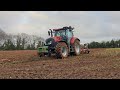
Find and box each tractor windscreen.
[54,30,66,37]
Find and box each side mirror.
[48,31,50,36]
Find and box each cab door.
[66,29,73,52]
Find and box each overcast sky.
[0,11,120,43]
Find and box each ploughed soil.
[0,48,120,79]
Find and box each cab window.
[66,30,73,37]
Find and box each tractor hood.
[46,38,54,45]
[45,36,62,45]
[53,36,62,42]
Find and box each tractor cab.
[48,26,74,41]
[48,27,75,50]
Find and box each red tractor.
[37,26,81,59]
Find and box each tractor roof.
[52,26,74,31]
[53,28,64,31]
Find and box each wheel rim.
[75,43,80,54]
[61,47,67,57]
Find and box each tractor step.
[70,45,74,52]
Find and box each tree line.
[0,29,45,50]
[1,29,120,50]
[0,37,44,50]
[88,39,120,48]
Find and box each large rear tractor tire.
[55,42,69,59]
[73,40,80,56]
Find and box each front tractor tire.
[73,40,80,56]
[55,42,69,59]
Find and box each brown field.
[0,48,120,79]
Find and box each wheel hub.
[75,43,80,54]
[61,47,67,57]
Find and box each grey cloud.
[0,11,120,43]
